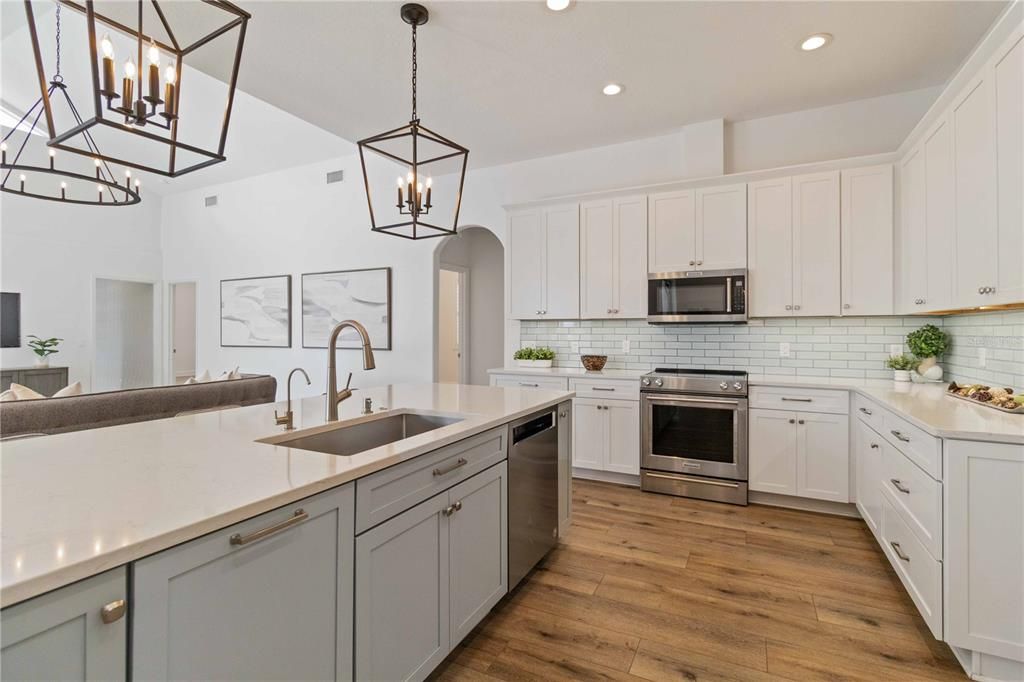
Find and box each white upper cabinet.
[580,195,647,319]
[993,30,1023,305]
[747,177,793,317]
[923,116,956,311]
[792,171,841,317]
[508,204,579,319]
[899,146,928,312]
[695,184,747,271]
[648,190,696,273]
[648,185,745,274]
[841,165,893,316]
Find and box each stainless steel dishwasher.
[507,407,560,589]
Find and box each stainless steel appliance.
[508,407,560,589]
[648,268,747,324]
[640,368,749,505]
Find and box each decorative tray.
[945,390,1023,415]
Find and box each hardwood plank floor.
[429,479,966,681]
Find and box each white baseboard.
[572,468,640,487]
[749,491,861,518]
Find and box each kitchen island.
[0,382,573,681]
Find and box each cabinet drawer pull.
[890,430,911,443]
[433,457,468,477]
[519,382,540,387]
[781,397,813,402]
[230,509,308,546]
[870,443,880,449]
[592,387,616,392]
[890,541,911,562]
[100,599,126,624]
[890,479,910,494]
[859,407,873,416]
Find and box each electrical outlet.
[890,344,903,357]
[978,347,987,368]
[571,341,579,354]
[621,339,630,354]
[779,342,791,358]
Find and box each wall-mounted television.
[1,292,21,348]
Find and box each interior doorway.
[93,278,157,391]
[437,266,468,383]
[169,282,197,384]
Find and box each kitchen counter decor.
[514,347,555,368]
[947,382,1023,413]
[580,354,608,371]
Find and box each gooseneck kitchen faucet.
[326,320,376,421]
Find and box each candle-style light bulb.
[425,176,433,209]
[60,181,67,199]
[124,57,136,79]
[98,184,104,203]
[100,34,116,97]
[19,174,26,192]
[147,40,160,65]
[48,148,55,169]
[101,34,114,58]
[164,65,176,84]
[0,141,6,165]
[94,157,101,179]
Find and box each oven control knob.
[719,382,728,390]
[654,378,663,388]
[641,377,651,386]
[733,382,743,390]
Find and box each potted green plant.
[885,354,918,382]
[27,335,62,368]
[906,324,949,381]
[513,346,556,368]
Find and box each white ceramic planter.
[516,359,553,368]
[33,357,49,368]
[893,370,911,382]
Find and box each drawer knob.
[890,478,911,494]
[100,599,126,624]
[890,541,911,562]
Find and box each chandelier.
[357,3,469,240]
[24,0,250,177]
[2,2,139,206]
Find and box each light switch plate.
[978,347,987,368]
[622,339,630,354]
[779,342,790,358]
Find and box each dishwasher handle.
[511,411,555,445]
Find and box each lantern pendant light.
[357,3,469,240]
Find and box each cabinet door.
[648,190,696,273]
[1,568,126,681]
[543,204,581,318]
[508,208,544,319]
[747,178,793,316]
[579,200,615,319]
[792,171,840,316]
[923,116,955,311]
[557,401,573,537]
[356,493,450,682]
[796,411,849,503]
[134,485,354,681]
[899,146,928,312]
[854,420,883,538]
[952,75,997,308]
[449,463,508,644]
[748,409,797,495]
[605,400,640,475]
[572,398,606,470]
[696,183,747,271]
[841,165,893,315]
[614,196,648,318]
[993,31,1023,305]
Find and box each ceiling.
[183,0,1009,169]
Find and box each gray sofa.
[0,374,277,438]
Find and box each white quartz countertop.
[488,367,1023,444]
[0,383,573,607]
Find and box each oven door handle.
[644,472,741,489]
[645,396,743,408]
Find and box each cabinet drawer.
[750,386,849,415]
[569,377,639,401]
[853,394,884,432]
[881,496,942,640]
[881,443,942,559]
[881,411,941,480]
[356,427,508,533]
[492,375,570,391]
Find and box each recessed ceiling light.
[546,0,572,11]
[800,33,833,51]
[602,83,623,96]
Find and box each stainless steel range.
[640,368,749,505]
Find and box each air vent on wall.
[204,195,218,207]
[326,170,344,184]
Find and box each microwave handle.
[726,277,732,313]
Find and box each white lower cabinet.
[572,397,639,476]
[1,568,127,681]
[881,493,943,639]
[749,407,849,502]
[132,484,356,681]
[853,417,883,538]
[355,462,508,682]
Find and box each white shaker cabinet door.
[614,196,649,318]
[543,203,581,319]
[923,116,956,312]
[747,177,794,317]
[841,165,893,315]
[795,411,849,503]
[854,419,883,538]
[899,146,929,313]
[580,199,616,319]
[792,171,840,317]
[748,409,798,496]
[993,30,1023,305]
[508,208,544,319]
[696,183,747,271]
[1,568,127,682]
[648,190,697,273]
[605,399,641,475]
[572,398,606,471]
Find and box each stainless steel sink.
[263,412,463,456]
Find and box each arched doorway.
[434,226,504,385]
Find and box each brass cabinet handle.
[433,457,468,477]
[890,479,910,494]
[890,541,911,562]
[890,430,911,443]
[230,509,308,546]
[100,599,126,624]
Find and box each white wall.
[0,192,164,391]
[172,282,196,377]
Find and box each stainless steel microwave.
[647,268,747,324]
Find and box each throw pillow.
[9,383,44,400]
[0,389,17,402]
[53,381,83,398]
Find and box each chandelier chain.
[411,23,417,122]
[54,0,62,80]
